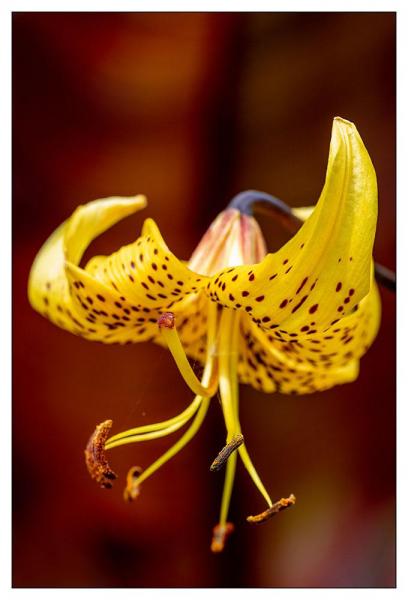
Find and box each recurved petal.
[86,217,206,312]
[205,118,378,336]
[28,196,147,338]
[291,206,314,221]
[29,195,209,344]
[238,273,380,394]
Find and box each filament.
[104,405,202,450]
[105,303,219,488]
[105,395,202,446]
[158,312,218,398]
[134,304,218,485]
[218,308,273,509]
[134,396,210,487]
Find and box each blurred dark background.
[12,12,395,588]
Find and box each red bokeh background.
[13,13,395,587]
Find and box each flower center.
[85,203,296,552]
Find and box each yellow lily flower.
[28,117,380,552]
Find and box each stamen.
[247,494,296,524]
[210,522,234,553]
[158,312,218,398]
[106,395,202,445]
[238,443,273,508]
[102,303,219,491]
[218,308,273,509]
[210,433,244,471]
[134,396,210,488]
[84,420,117,488]
[104,404,202,450]
[123,466,142,502]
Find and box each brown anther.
[210,522,234,553]
[157,311,175,329]
[210,433,244,472]
[123,466,143,502]
[246,493,296,524]
[84,419,117,489]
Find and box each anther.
[210,522,234,553]
[123,466,143,502]
[84,420,117,488]
[210,433,244,471]
[157,311,175,329]
[246,494,296,524]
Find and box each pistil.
[211,522,234,553]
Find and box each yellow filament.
[135,396,210,487]
[160,322,218,398]
[104,404,202,450]
[134,304,218,485]
[105,303,219,487]
[105,395,202,446]
[218,308,273,510]
[237,444,272,508]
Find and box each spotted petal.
[238,270,380,394]
[28,195,207,344]
[205,117,377,336]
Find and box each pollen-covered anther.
[157,311,175,329]
[210,522,235,553]
[84,419,118,489]
[246,493,296,524]
[210,433,244,471]
[123,465,143,502]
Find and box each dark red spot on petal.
[296,277,308,294]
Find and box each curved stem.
[373,261,396,292]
